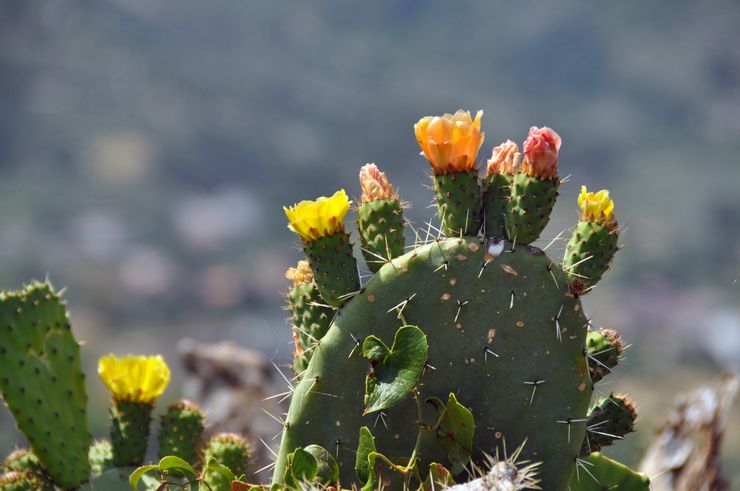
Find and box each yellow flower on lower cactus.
[578,186,616,229]
[414,110,485,175]
[98,354,170,404]
[285,259,314,287]
[284,189,351,242]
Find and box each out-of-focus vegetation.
[0,0,738,483]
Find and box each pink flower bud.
[521,126,561,180]
[486,140,520,176]
[359,163,398,203]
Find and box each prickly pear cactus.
[0,282,91,488]
[276,110,642,490]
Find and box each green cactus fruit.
[569,453,649,491]
[563,220,618,296]
[357,199,406,272]
[89,439,114,477]
[505,173,558,245]
[285,262,334,377]
[586,328,623,384]
[0,470,52,491]
[1,450,53,490]
[433,170,482,236]
[0,281,91,488]
[274,236,593,490]
[110,399,153,467]
[482,173,511,238]
[204,433,251,489]
[157,400,205,464]
[304,232,360,307]
[580,393,637,456]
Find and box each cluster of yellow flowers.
[285,259,314,287]
[578,186,616,229]
[98,354,170,404]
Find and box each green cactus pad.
[586,328,623,384]
[433,170,482,236]
[482,174,511,238]
[0,282,91,488]
[204,433,251,489]
[287,282,333,376]
[304,232,360,307]
[569,453,649,491]
[110,400,153,467]
[505,173,558,244]
[357,199,406,272]
[563,220,618,295]
[157,400,205,464]
[274,237,592,489]
[88,439,114,477]
[581,393,637,455]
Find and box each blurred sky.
[1,0,739,477]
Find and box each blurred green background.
[1,0,739,484]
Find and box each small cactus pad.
[275,237,592,489]
[482,173,511,238]
[0,470,53,491]
[505,174,558,244]
[157,400,205,463]
[581,393,637,455]
[0,282,91,488]
[357,199,406,272]
[286,279,333,377]
[569,453,649,491]
[88,440,114,477]
[563,221,618,295]
[109,400,153,467]
[433,170,482,236]
[586,328,623,384]
[303,232,359,307]
[1,450,53,490]
[204,433,251,489]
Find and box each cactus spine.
[276,109,644,490]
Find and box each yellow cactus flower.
[284,189,351,242]
[285,259,314,287]
[359,163,398,203]
[578,186,617,229]
[414,110,485,175]
[98,354,170,404]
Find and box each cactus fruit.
[203,432,251,489]
[285,260,334,375]
[275,110,643,490]
[562,186,619,295]
[158,399,206,464]
[482,140,519,238]
[88,440,114,476]
[415,110,485,236]
[505,127,561,245]
[585,328,623,384]
[0,470,52,491]
[1,449,53,490]
[0,282,91,488]
[357,164,406,272]
[580,393,637,456]
[98,354,171,466]
[284,189,359,307]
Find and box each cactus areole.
[276,110,637,490]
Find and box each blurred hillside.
[0,0,738,481]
